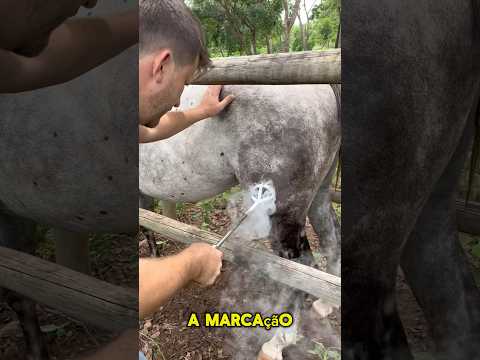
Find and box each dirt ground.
[1,200,478,359]
[140,198,480,360]
[0,233,138,360]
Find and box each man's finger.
[209,85,222,97]
[219,95,235,110]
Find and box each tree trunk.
[283,28,290,52]
[282,0,302,52]
[298,14,307,51]
[251,30,257,55]
[266,36,272,54]
[335,22,341,48]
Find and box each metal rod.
[214,212,249,249]
[215,183,274,249]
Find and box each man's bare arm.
[139,107,209,143]
[139,243,223,319]
[1,10,138,93]
[139,85,235,143]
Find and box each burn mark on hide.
[53,132,58,138]
[270,212,312,264]
[76,216,84,221]
[32,181,38,187]
[99,210,108,215]
[107,175,113,181]
[104,136,109,141]
[220,152,224,156]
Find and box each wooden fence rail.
[192,50,341,85]
[0,246,137,332]
[329,191,480,235]
[456,199,480,235]
[139,208,341,307]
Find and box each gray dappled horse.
[139,84,341,359]
[343,1,480,359]
[139,84,341,274]
[0,2,137,359]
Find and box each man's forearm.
[139,253,194,319]
[4,10,138,93]
[139,108,208,143]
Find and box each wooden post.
[192,50,341,85]
[161,200,176,219]
[456,199,480,235]
[53,228,90,274]
[139,209,340,307]
[0,246,137,332]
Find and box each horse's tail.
[473,0,480,36]
[330,83,341,191]
[465,0,480,204]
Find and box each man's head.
[0,0,98,57]
[139,0,211,124]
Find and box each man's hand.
[197,85,235,118]
[183,243,223,286]
[139,242,223,318]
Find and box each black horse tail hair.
[466,99,480,205]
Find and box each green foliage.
[189,0,340,55]
[333,202,341,222]
[190,0,283,56]
[176,202,186,217]
[309,341,341,360]
[196,186,240,229]
[473,241,480,259]
[198,198,216,229]
[35,225,55,260]
[309,0,340,49]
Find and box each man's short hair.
[140,0,211,72]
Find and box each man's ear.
[152,49,173,84]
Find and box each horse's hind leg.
[0,213,49,360]
[401,104,480,359]
[308,157,341,276]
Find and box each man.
[138,0,234,143]
[0,0,138,93]
[138,0,233,315]
[1,0,227,358]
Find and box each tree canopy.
[187,0,340,57]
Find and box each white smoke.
[219,180,340,359]
[226,180,276,246]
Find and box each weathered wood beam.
[456,199,480,235]
[327,192,480,234]
[0,246,137,332]
[139,208,340,307]
[192,50,341,85]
